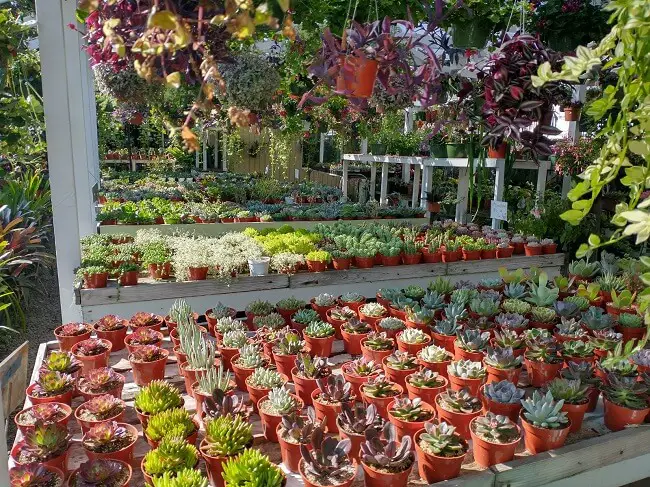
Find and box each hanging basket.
[450,20,493,49]
[336,55,379,98]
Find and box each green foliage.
[151,468,208,487]
[143,437,199,477]
[134,380,183,415]
[203,414,252,457]
[145,408,196,442]
[221,449,284,487]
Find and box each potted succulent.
[71,339,112,375]
[220,330,249,372]
[272,330,305,377]
[484,346,523,384]
[312,375,355,434]
[214,316,246,345]
[417,344,453,378]
[11,422,71,473]
[39,350,82,379]
[377,316,406,339]
[492,329,525,358]
[561,340,596,367]
[546,378,590,433]
[360,374,404,420]
[396,328,431,356]
[78,368,125,401]
[494,313,528,333]
[75,394,126,434]
[292,308,320,337]
[337,403,383,463]
[145,408,199,448]
[205,303,237,334]
[311,293,338,320]
[299,428,356,487]
[414,421,468,483]
[616,312,646,343]
[258,387,304,442]
[222,449,284,487]
[435,388,482,441]
[252,312,286,331]
[15,403,72,436]
[200,413,252,487]
[133,380,183,428]
[9,464,66,487]
[561,361,601,412]
[246,368,287,414]
[481,380,525,421]
[192,365,236,414]
[454,329,490,362]
[82,421,139,463]
[341,318,372,355]
[326,306,357,339]
[128,345,168,386]
[331,250,352,270]
[469,413,521,468]
[403,306,435,334]
[278,408,324,473]
[231,344,269,391]
[67,459,132,487]
[340,357,383,398]
[383,351,419,388]
[53,322,92,351]
[339,292,367,313]
[306,250,331,273]
[141,436,199,484]
[387,397,435,445]
[404,369,447,406]
[360,423,415,487]
[524,342,563,388]
[431,316,462,354]
[601,374,650,432]
[520,391,571,454]
[200,388,248,425]
[276,297,306,325]
[447,360,486,396]
[129,312,164,332]
[303,321,336,357]
[358,302,388,329]
[360,332,395,364]
[26,371,75,406]
[125,328,163,355]
[179,333,217,395]
[554,317,588,344]
[501,298,532,316]
[93,315,128,352]
[292,353,332,406]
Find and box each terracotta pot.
[397,332,431,356]
[71,339,112,375]
[432,332,456,354]
[94,325,128,352]
[15,402,73,436]
[521,415,570,454]
[84,272,109,289]
[332,257,352,270]
[25,383,73,406]
[586,385,600,412]
[481,249,497,259]
[387,399,435,445]
[481,389,522,422]
[414,429,467,483]
[11,442,69,474]
[524,358,562,387]
[75,401,125,434]
[422,250,442,263]
[488,142,507,158]
[524,244,543,256]
[564,106,581,121]
[199,444,230,487]
[231,354,265,391]
[561,400,589,433]
[148,262,171,279]
[304,333,335,357]
[417,356,451,380]
[312,390,353,433]
[603,397,650,431]
[362,458,413,487]
[485,364,522,385]
[342,366,379,398]
[129,348,168,386]
[188,266,209,280]
[442,250,459,262]
[617,325,647,343]
[360,383,403,420]
[337,419,365,463]
[276,424,304,473]
[382,359,418,389]
[83,423,139,463]
[246,373,288,414]
[219,346,239,372]
[358,311,385,331]
[405,374,447,405]
[118,271,138,286]
[389,307,407,321]
[307,260,327,272]
[341,328,369,355]
[470,417,520,467]
[462,249,481,261]
[273,351,298,378]
[292,367,324,406]
[496,247,514,258]
[54,325,91,351]
[401,253,422,265]
[361,339,395,364]
[310,299,335,321]
[125,333,163,356]
[258,393,304,442]
[453,343,485,362]
[511,241,525,254]
[435,395,481,441]
[354,256,375,269]
[543,243,558,254]
[447,373,484,397]
[339,297,366,314]
[299,458,355,487]
[381,254,401,266]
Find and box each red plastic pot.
[389,307,407,321]
[481,388,522,422]
[94,325,128,352]
[188,266,209,280]
[332,257,351,270]
[462,249,481,261]
[382,359,418,389]
[312,390,353,433]
[417,356,451,380]
[11,443,69,474]
[258,393,304,442]
[362,458,413,487]
[124,332,164,355]
[447,373,484,397]
[488,142,507,158]
[432,332,456,354]
[15,402,72,436]
[84,272,108,289]
[405,374,447,405]
[54,325,92,351]
[219,345,239,372]
[524,358,562,387]
[341,365,378,398]
[442,250,460,262]
[129,348,168,386]
[422,250,442,263]
[277,424,304,473]
[304,333,335,357]
[71,339,112,375]
[397,332,431,355]
[543,243,558,254]
[273,351,298,378]
[339,297,366,314]
[603,397,650,432]
[83,423,139,463]
[435,395,481,441]
[148,262,171,279]
[361,338,395,364]
[381,254,401,266]
[521,415,570,454]
[481,249,497,259]
[586,385,600,412]
[292,367,324,406]
[414,429,467,483]
[360,383,403,420]
[25,383,73,406]
[145,419,199,449]
[341,327,369,355]
[310,299,335,320]
[307,260,327,272]
[453,343,485,362]
[524,244,543,256]
[496,246,514,258]
[299,458,355,487]
[338,419,364,463]
[470,417,520,467]
[118,271,138,286]
[245,372,287,415]
[78,376,125,402]
[561,353,595,367]
[616,325,647,343]
[401,253,422,265]
[354,256,375,269]
[231,354,266,391]
[485,364,522,385]
[387,399,435,445]
[564,106,581,121]
[358,311,386,331]
[561,400,589,433]
[75,401,125,434]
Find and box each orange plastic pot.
[125,332,164,356]
[325,309,347,339]
[341,328,369,355]
[304,334,335,357]
[75,401,125,434]
[332,257,352,270]
[496,246,514,258]
[414,429,467,483]
[447,373,484,397]
[485,364,522,385]
[299,458,355,487]
[488,142,507,158]
[481,390,522,422]
[336,55,378,98]
[360,383,403,420]
[118,271,138,286]
[586,385,600,412]
[405,374,447,405]
[145,419,199,449]
[71,339,112,375]
[292,367,324,406]
[15,402,73,436]
[361,338,395,364]
[83,423,138,463]
[397,332,431,355]
[564,106,581,121]
[435,395,481,441]
[521,415,570,454]
[417,356,451,380]
[277,424,304,473]
[389,307,407,321]
[78,376,125,402]
[381,254,402,266]
[382,358,418,389]
[481,249,497,259]
[543,243,558,254]
[358,311,385,331]
[617,325,647,343]
[84,272,108,289]
[470,417,520,467]
[94,325,128,352]
[148,262,171,279]
[219,345,239,372]
[338,419,364,463]
[129,348,168,386]
[422,250,442,263]
[54,325,91,351]
[401,253,422,265]
[524,358,562,387]
[25,383,73,406]
[231,354,264,391]
[442,250,460,262]
[341,365,378,398]
[362,458,413,487]
[310,299,335,320]
[511,241,525,254]
[307,260,327,272]
[387,400,435,445]
[561,400,589,433]
[188,266,209,280]
[524,244,543,256]
[453,343,485,362]
[199,442,229,487]
[354,256,375,269]
[312,390,352,433]
[11,442,69,474]
[432,332,456,354]
[258,393,303,442]
[339,297,366,314]
[603,397,650,432]
[273,351,298,378]
[462,249,481,261]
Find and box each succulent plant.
[428,277,454,295]
[631,349,650,367]
[561,361,599,384]
[41,351,82,375]
[274,330,304,355]
[216,317,246,335]
[451,288,479,307]
[143,436,199,477]
[16,403,68,427]
[363,374,400,398]
[196,365,233,395]
[618,313,644,328]
[77,395,124,422]
[433,317,461,337]
[472,413,520,444]
[363,332,394,351]
[134,380,183,415]
[145,408,196,443]
[276,297,306,311]
[313,293,337,307]
[523,327,552,345]
[385,351,418,371]
[183,333,216,371]
[448,360,486,379]
[492,329,524,350]
[31,371,75,397]
[555,317,588,339]
[456,329,490,352]
[330,306,357,321]
[404,305,435,325]
[77,368,123,395]
[94,315,126,332]
[596,272,626,292]
[222,449,283,487]
[437,388,482,413]
[526,272,560,307]
[304,321,335,338]
[553,300,580,319]
[129,344,166,363]
[247,368,286,389]
[73,339,110,357]
[568,259,601,279]
[444,302,468,321]
[128,327,163,346]
[262,387,299,415]
[483,380,525,404]
[417,421,466,457]
[590,329,624,352]
[389,397,433,422]
[525,341,562,364]
[57,322,91,336]
[207,302,234,320]
[342,357,383,377]
[601,373,649,409]
[503,282,528,300]
[359,302,387,318]
[530,306,557,323]
[340,292,364,303]
[422,291,446,310]
[295,353,331,379]
[562,340,594,358]
[17,423,71,463]
[469,298,499,318]
[501,299,532,315]
[546,378,589,405]
[202,388,247,419]
[338,402,382,435]
[484,346,523,370]
[418,344,453,363]
[10,464,62,487]
[82,421,133,453]
[479,289,502,304]
[168,299,192,326]
[70,459,130,487]
[235,343,267,369]
[361,422,414,470]
[398,328,429,345]
[521,390,569,429]
[495,313,529,330]
[253,312,286,330]
[378,317,406,331]
[150,468,209,487]
[202,413,252,456]
[245,300,274,316]
[342,317,372,334]
[130,312,162,328]
[563,295,590,312]
[316,375,354,403]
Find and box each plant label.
[491,200,508,221]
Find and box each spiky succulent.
[151,468,209,487]
[245,300,274,316]
[363,374,400,398]
[521,390,569,429]
[202,413,252,456]
[18,423,71,463]
[434,317,461,337]
[492,329,524,350]
[562,340,594,358]
[208,302,234,320]
[247,368,285,389]
[293,309,320,326]
[418,344,453,363]
[343,357,383,377]
[525,342,561,364]
[9,464,62,487]
[363,332,394,351]
[456,329,490,352]
[472,413,520,443]
[31,371,75,397]
[530,306,557,323]
[495,313,529,330]
[448,360,486,379]
[378,317,406,331]
[203,388,247,419]
[304,321,335,338]
[143,436,199,477]
[451,289,478,307]
[134,380,183,415]
[596,272,626,292]
[422,291,446,310]
[253,313,286,330]
[196,365,233,395]
[483,380,525,404]
[280,407,324,443]
[418,421,466,457]
[78,395,124,422]
[618,313,644,328]
[146,408,196,442]
[82,421,132,453]
[568,259,601,279]
[438,388,482,413]
[41,351,82,375]
[263,387,299,415]
[484,346,523,369]
[407,369,445,388]
[338,402,382,435]
[169,299,192,326]
[233,343,266,369]
[71,459,129,487]
[274,330,304,355]
[428,277,454,295]
[222,449,284,487]
[276,297,306,311]
[479,289,502,304]
[295,353,331,379]
[361,422,414,469]
[601,374,649,409]
[316,375,354,403]
[130,312,162,328]
[389,397,433,422]
[313,293,337,307]
[546,378,589,405]
[300,428,352,481]
[216,317,246,336]
[385,351,418,370]
[501,299,532,315]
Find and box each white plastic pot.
[248,257,271,276]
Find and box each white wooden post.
[195,146,200,169]
[37,0,97,323]
[536,160,550,202]
[420,165,431,209]
[412,164,421,208]
[455,167,470,223]
[319,133,326,164]
[0,399,8,484]
[370,163,377,201]
[342,159,349,201]
[562,84,585,198]
[214,130,219,170]
[492,159,506,230]
[562,175,572,198]
[222,131,228,172]
[402,108,414,183]
[130,157,137,172]
[202,130,208,171]
[380,161,389,207]
[361,138,368,154]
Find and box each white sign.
[264,166,269,174]
[490,200,508,221]
[294,168,300,180]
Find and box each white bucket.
[248,257,271,276]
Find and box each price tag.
[490,200,508,221]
